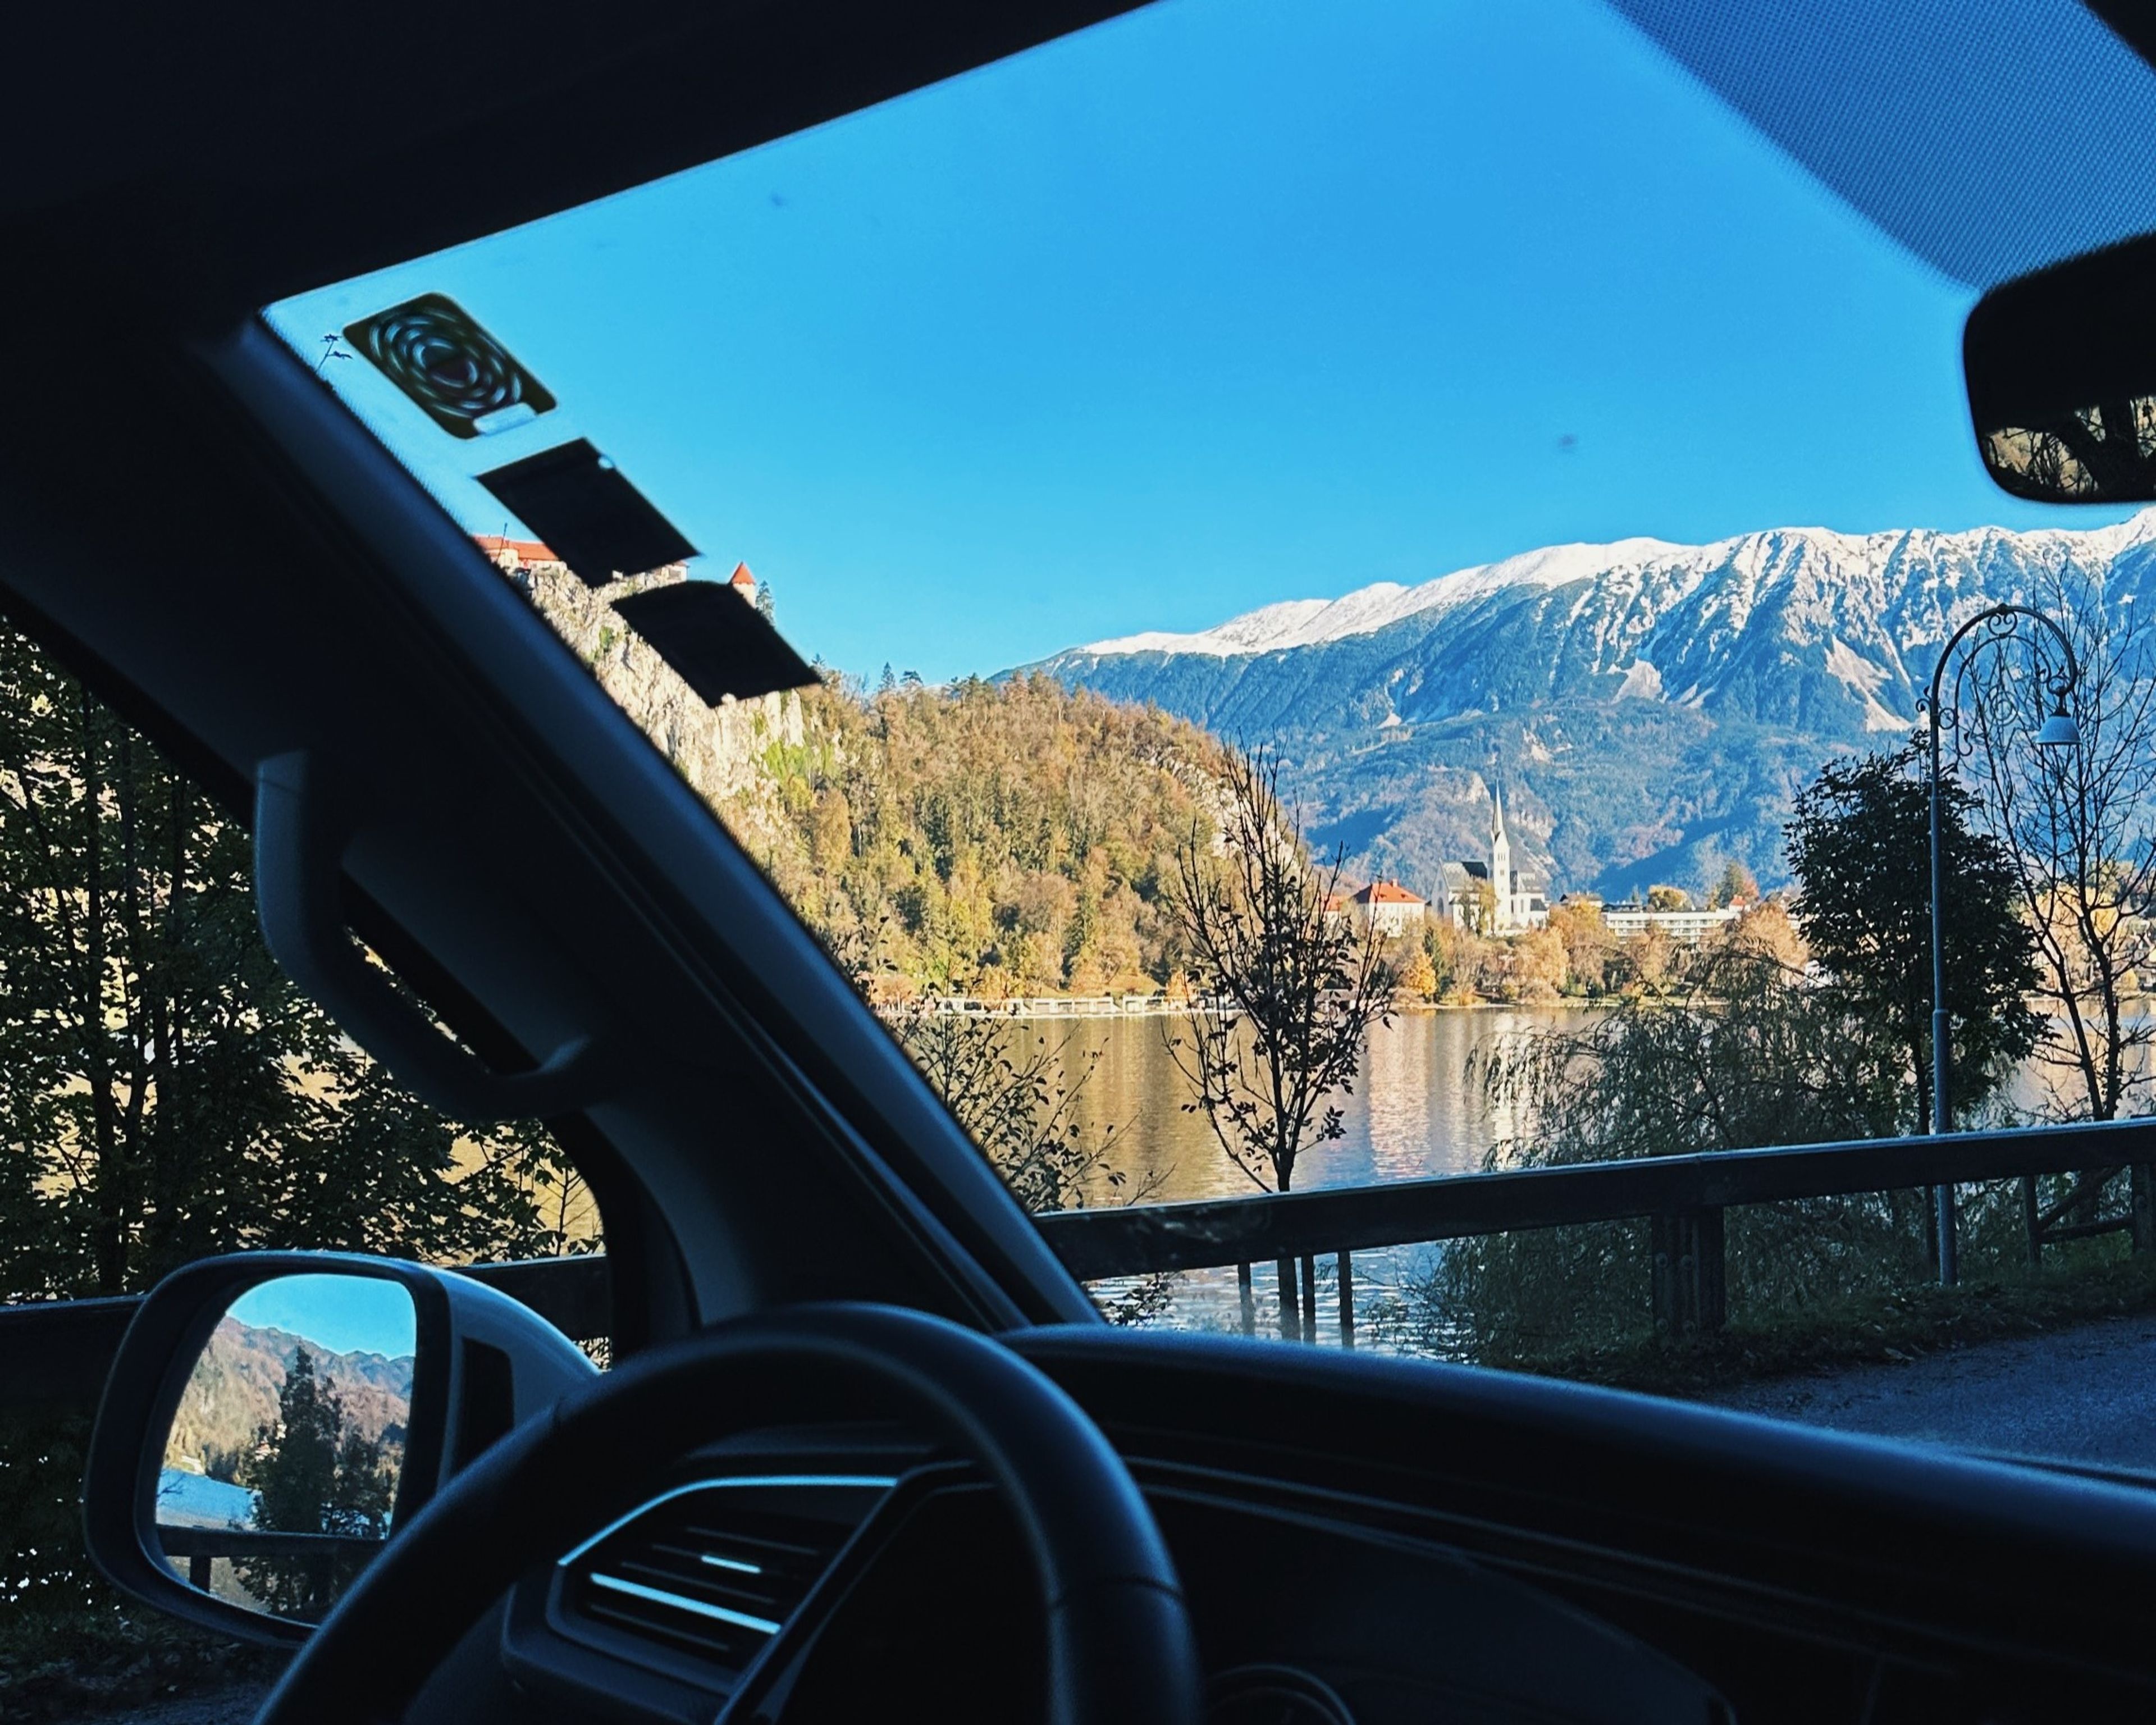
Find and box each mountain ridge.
[165,1316,415,1484]
[1030,511,2156,902]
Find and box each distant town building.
[729,561,757,601]
[1602,903,1742,943]
[1440,785,1549,932]
[1351,879,1426,938]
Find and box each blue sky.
[274,0,2127,684]
[229,1274,416,1361]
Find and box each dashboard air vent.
[558,1475,894,1676]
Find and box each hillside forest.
[533,560,1729,1007]
[720,671,1746,1007]
[727,673,1232,1000]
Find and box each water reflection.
[1048,1007,1601,1205]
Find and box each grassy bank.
[1475,1252,2156,1400]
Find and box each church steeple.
[1489,781,1514,931]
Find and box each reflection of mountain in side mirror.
[156,1273,416,1623]
[1966,232,2156,504]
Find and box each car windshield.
[271,0,2156,1469]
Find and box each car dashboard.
[493,1434,1726,1725]
[436,1329,2156,1725]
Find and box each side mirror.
[1965,230,2156,502]
[84,1252,596,1645]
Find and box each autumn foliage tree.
[743,675,1222,1000]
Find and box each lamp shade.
[2036,709,2081,748]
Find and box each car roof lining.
[1611,0,2156,288]
[0,1,1149,323]
[13,3,2154,308]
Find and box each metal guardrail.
[6,1124,2153,1404]
[156,1526,382,1591]
[0,1253,609,1412]
[1033,1117,2156,1341]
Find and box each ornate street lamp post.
[1923,604,2079,1285]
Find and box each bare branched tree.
[890,1010,1131,1213]
[1964,573,2156,1242]
[1163,747,1392,1335]
[1964,573,2156,1125]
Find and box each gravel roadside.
[1697,1308,2156,1470]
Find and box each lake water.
[1006,1007,1601,1341]
[1022,1006,2137,1341]
[1044,1007,1601,1206]
[156,1467,255,1528]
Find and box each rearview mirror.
[1965,230,2156,502]
[86,1252,596,1645]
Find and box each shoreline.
[887,995,1615,1021]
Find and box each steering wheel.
[249,1303,1202,1725]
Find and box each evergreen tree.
[1709,859,1759,907]
[235,1348,392,1618]
[1788,745,2040,1130]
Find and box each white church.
[1438,786,1550,933]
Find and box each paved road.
[1700,1310,2156,1471]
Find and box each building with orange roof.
[1350,878,1426,939]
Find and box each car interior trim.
[556,1476,902,1568]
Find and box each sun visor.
[477,440,697,587]
[610,581,819,705]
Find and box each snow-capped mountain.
[1083,537,1692,661]
[1030,513,2156,900]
